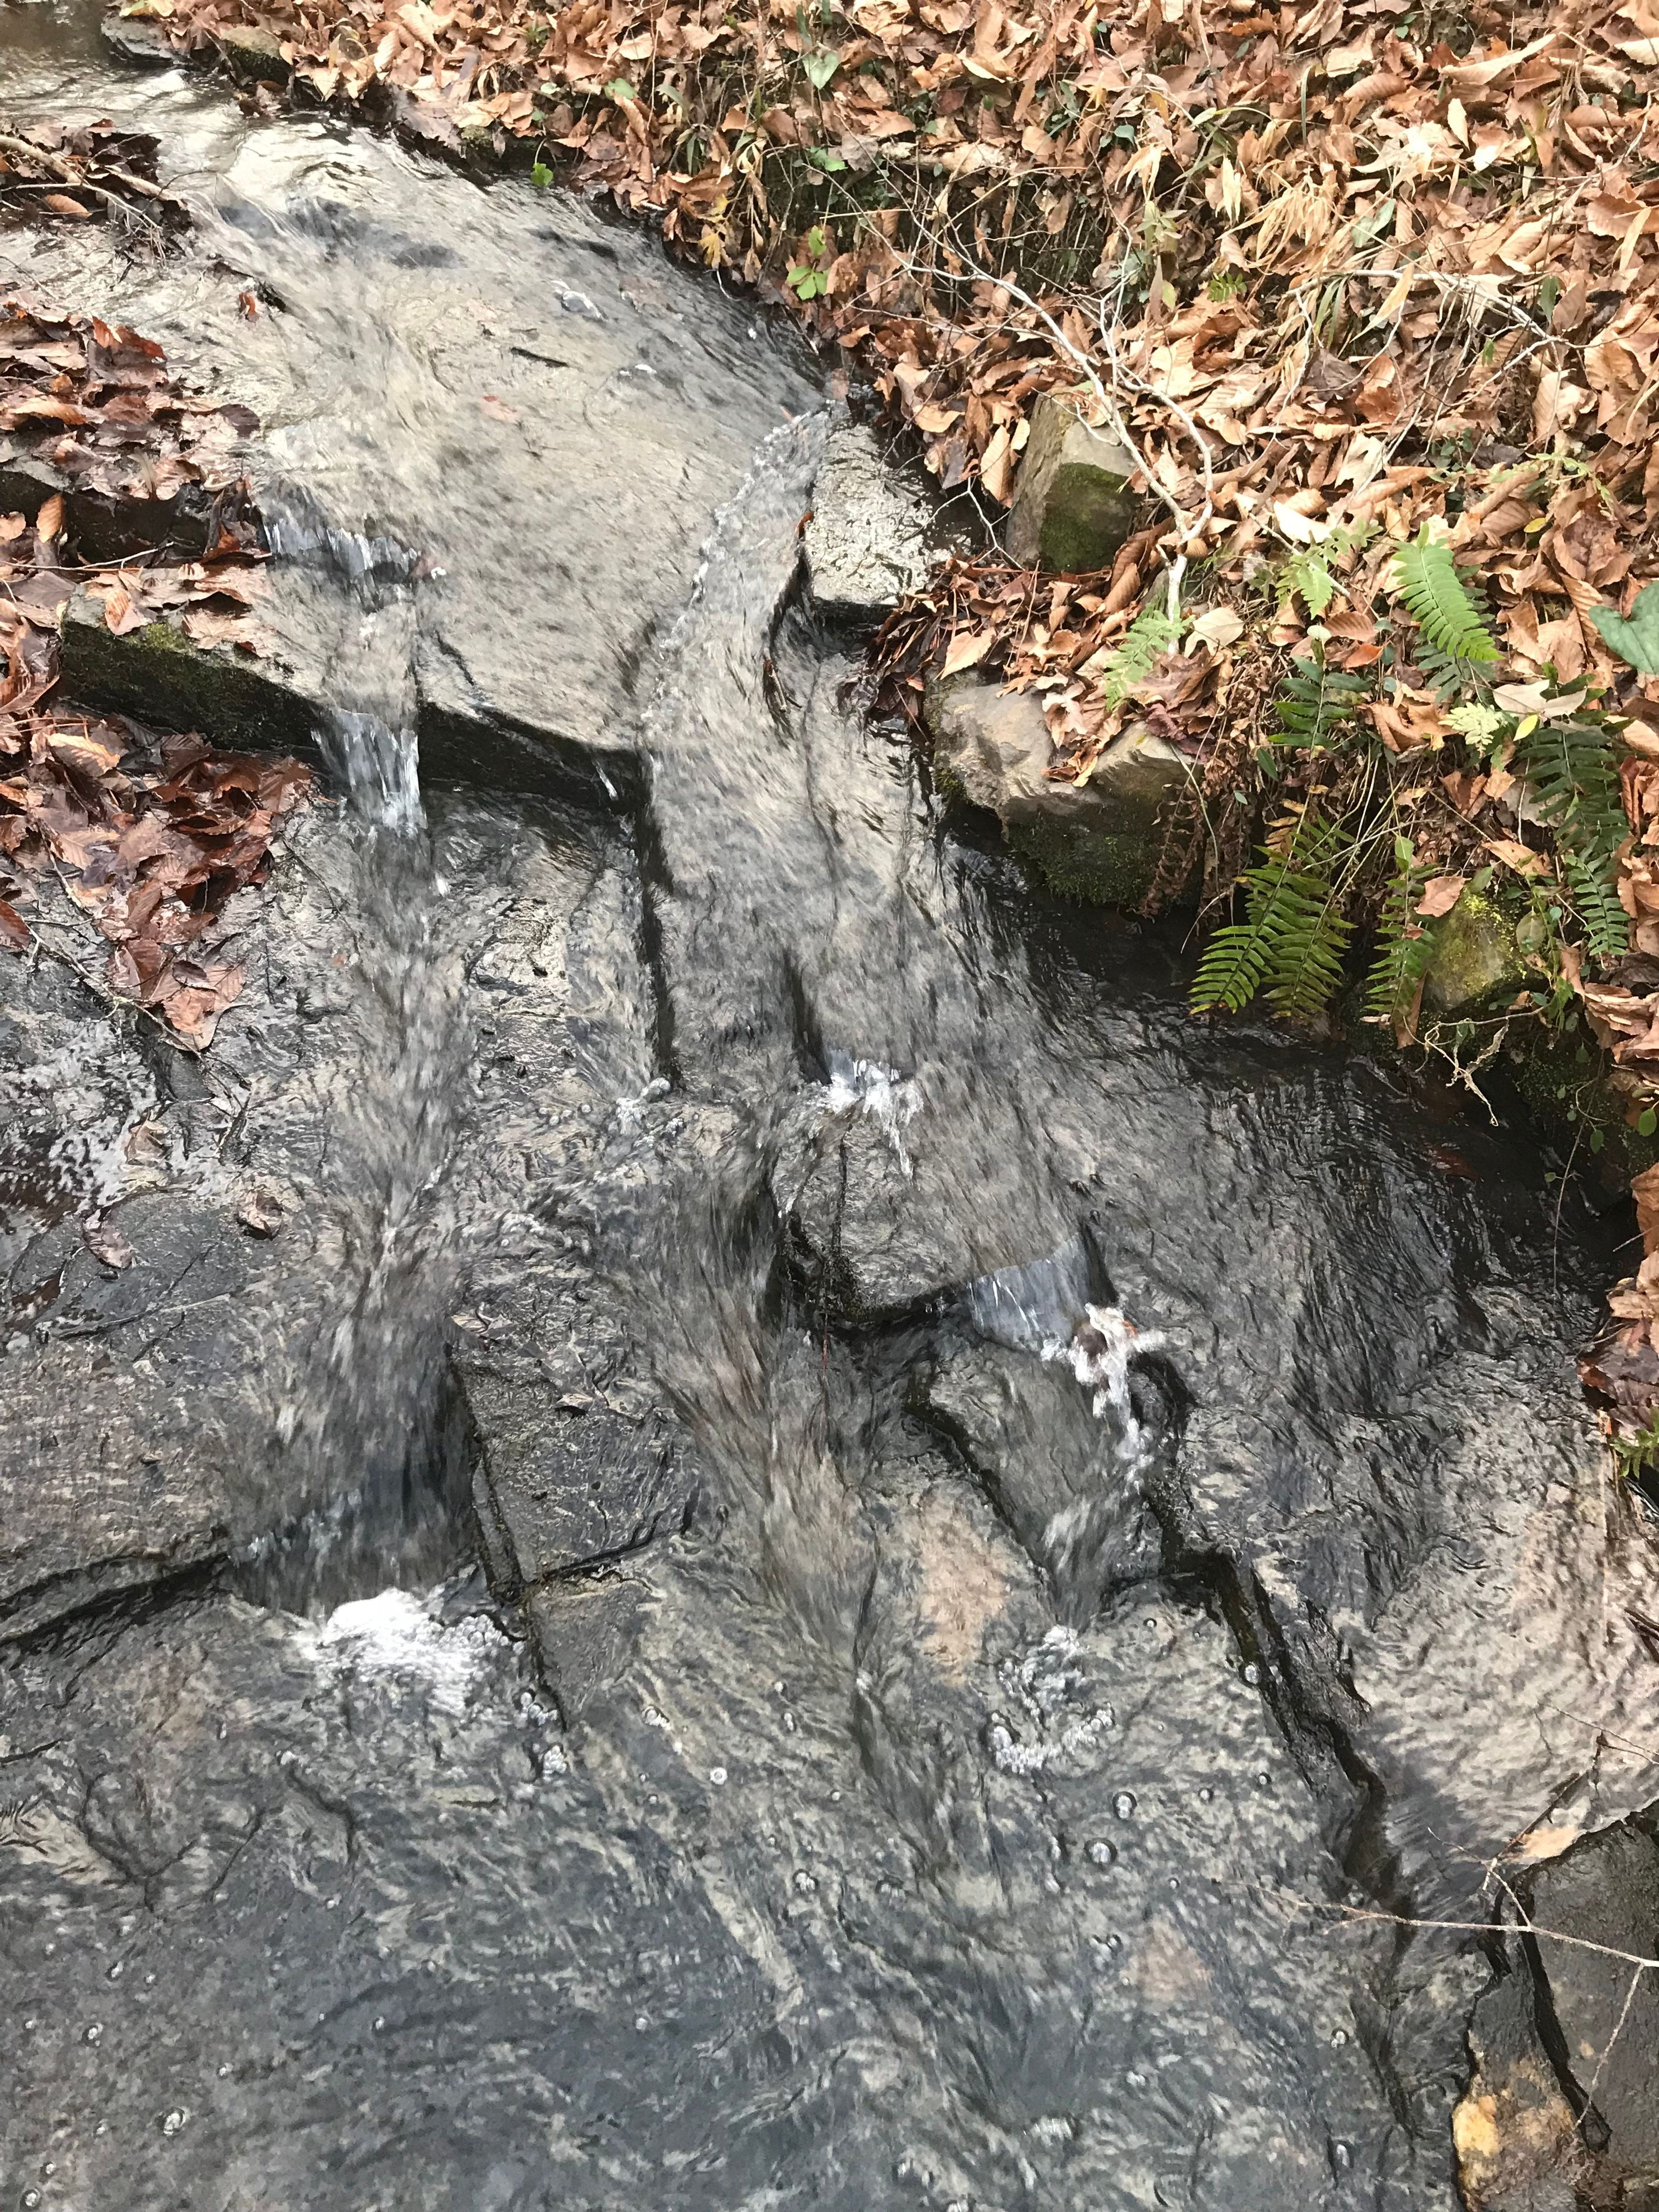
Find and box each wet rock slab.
[9,53,819,792]
[0,790,667,1642]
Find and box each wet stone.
[926,669,1189,906]
[802,413,931,624]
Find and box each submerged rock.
[1007,391,1141,572]
[927,667,1189,905]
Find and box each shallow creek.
[4,13,1659,2209]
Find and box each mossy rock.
[58,591,321,760]
[1007,393,1141,574]
[1423,893,1527,1018]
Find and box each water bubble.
[1331,2140,1354,2173]
[708,1767,728,1786]
[84,2024,102,2043]
[634,2015,651,2033]
[23,2192,40,2209]
[162,2110,187,2136]
[1330,2027,1349,2048]
[794,1869,818,1893]
[1105,1932,1122,1951]
[218,2064,231,2077]
[1125,2069,1147,2088]
[1087,1840,1116,1867]
[1243,1662,1261,1687]
[1256,1770,1271,1787]
[107,1964,122,1980]
[373,2018,385,2033]
[1168,1876,1180,1890]
[1112,1792,1137,1820]
[1198,1787,1213,1804]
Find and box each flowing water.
[5,10,1659,2208]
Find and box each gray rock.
[10,75,816,793]
[1007,391,1141,573]
[804,416,930,622]
[466,1391,694,1589]
[927,668,1189,905]
[99,13,175,66]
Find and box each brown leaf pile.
[0,714,312,1043]
[0,298,309,1046]
[0,117,191,234]
[2,298,261,513]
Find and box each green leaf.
[1388,527,1501,665]
[801,46,841,86]
[785,264,827,299]
[806,145,847,170]
[1589,581,1659,675]
[1640,1108,1657,1138]
[530,159,555,188]
[604,76,636,101]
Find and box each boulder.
[1455,1818,1659,2209]
[803,415,931,623]
[1528,1822,1659,2180]
[1007,391,1141,573]
[926,668,1189,905]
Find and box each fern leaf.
[1098,589,1183,711]
[1191,917,1274,1014]
[1192,813,1352,1020]
[1389,528,1500,666]
[1267,649,1370,750]
[1365,838,1434,1029]
[1514,712,1630,961]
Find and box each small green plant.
[531,158,555,188]
[1388,527,1501,679]
[1094,585,1183,710]
[1265,645,1370,751]
[805,145,847,171]
[1192,810,1354,1020]
[801,45,841,87]
[1513,706,1631,960]
[1274,522,1374,620]
[785,226,831,299]
[604,75,637,102]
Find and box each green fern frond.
[1564,851,1630,963]
[1388,528,1500,667]
[1097,588,1183,711]
[1266,648,1371,751]
[1364,837,1434,1028]
[1513,711,1630,960]
[1192,813,1353,1020]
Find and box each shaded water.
[4,12,1659,2209]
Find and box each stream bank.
[5,15,1659,2211]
